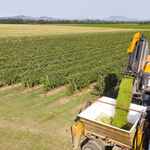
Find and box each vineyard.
[1,31,150,94]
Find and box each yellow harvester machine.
[71,33,150,150]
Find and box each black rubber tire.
[82,139,105,150]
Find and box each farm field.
[0,24,148,37]
[0,32,130,93]
[1,24,150,149]
[59,24,150,29]
[1,27,150,94]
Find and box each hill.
[0,15,58,20]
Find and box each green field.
[0,83,99,150]
[1,30,150,94]
[59,24,150,29]
[1,24,150,149]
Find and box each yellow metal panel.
[134,120,149,150]
[147,55,150,62]
[72,121,83,149]
[144,62,150,73]
[72,121,82,136]
[127,32,141,53]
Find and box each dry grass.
[0,24,146,37]
[48,83,96,107]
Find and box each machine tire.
[82,138,105,150]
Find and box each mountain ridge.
[102,15,140,21]
[0,15,58,20]
[0,15,149,21]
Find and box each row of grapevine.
[1,31,150,94]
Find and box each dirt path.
[0,93,14,99]
[71,102,85,113]
[0,83,22,91]
[40,85,68,97]
[48,83,97,108]
[19,85,43,94]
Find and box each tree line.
[0,18,150,24]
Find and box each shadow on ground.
[80,138,113,150]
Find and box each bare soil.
[40,85,68,97]
[19,85,43,94]
[0,83,22,91]
[0,93,14,99]
[48,83,96,107]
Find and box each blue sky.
[0,0,150,20]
